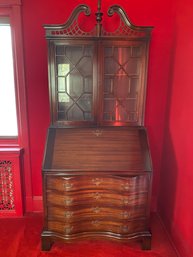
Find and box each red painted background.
[21,0,193,256]
[158,0,193,256]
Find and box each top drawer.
[46,174,150,193]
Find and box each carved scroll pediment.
[103,5,153,37]
[44,4,153,38]
[44,5,92,38]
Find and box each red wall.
[158,0,193,256]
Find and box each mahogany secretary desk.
[41,3,153,251]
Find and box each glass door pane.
[55,44,94,121]
[103,45,142,123]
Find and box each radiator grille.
[0,148,23,216]
[0,160,15,211]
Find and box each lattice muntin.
[50,19,94,37]
[103,45,142,123]
[0,160,15,211]
[101,19,146,38]
[56,45,93,121]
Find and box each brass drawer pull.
[91,220,100,227]
[121,225,129,233]
[121,211,130,219]
[121,182,130,191]
[92,178,103,186]
[64,226,73,234]
[92,192,102,200]
[122,198,130,206]
[64,211,73,219]
[93,129,103,137]
[63,182,73,191]
[64,198,73,206]
[92,207,100,214]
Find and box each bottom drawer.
[47,218,147,235]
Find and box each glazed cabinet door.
[48,40,98,126]
[47,40,149,127]
[100,41,149,126]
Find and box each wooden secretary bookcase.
[41,3,153,251]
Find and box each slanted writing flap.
[43,126,152,172]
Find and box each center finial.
[95,0,103,36]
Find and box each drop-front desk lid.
[43,126,152,173]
